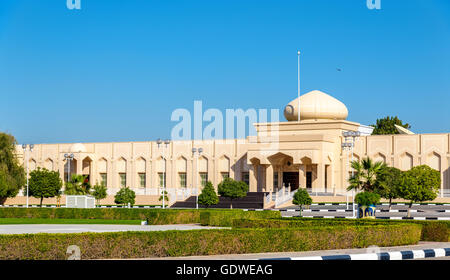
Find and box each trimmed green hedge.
[0,208,199,224]
[232,218,450,242]
[412,221,450,242]
[0,208,281,226]
[0,224,421,260]
[232,218,390,228]
[200,210,280,226]
[0,218,142,225]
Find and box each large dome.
[284,90,348,121]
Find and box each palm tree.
[64,174,91,195]
[347,157,386,192]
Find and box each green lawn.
[0,218,142,225]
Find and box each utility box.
[66,195,96,208]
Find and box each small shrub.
[355,191,380,206]
[198,181,219,208]
[217,178,248,209]
[28,168,63,207]
[114,187,136,206]
[292,189,312,214]
[91,183,107,205]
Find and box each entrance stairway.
[171,192,266,209]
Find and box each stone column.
[58,157,65,183]
[329,164,335,195]
[265,165,274,192]
[129,158,134,189]
[249,164,258,192]
[76,157,82,176]
[299,164,306,189]
[90,160,97,186]
[316,164,325,192]
[146,159,151,190]
[213,156,217,187]
[191,158,195,190]
[278,169,282,191]
[230,157,236,182]
[259,165,265,192]
[108,158,114,191]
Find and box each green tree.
[347,157,386,192]
[218,177,248,209]
[0,133,25,205]
[399,165,441,217]
[91,183,108,206]
[374,166,403,210]
[64,174,91,195]
[159,190,169,204]
[355,191,381,206]
[114,186,136,207]
[28,168,63,207]
[292,188,312,216]
[371,116,411,135]
[198,181,219,208]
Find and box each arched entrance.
[283,171,299,191]
[268,153,300,191]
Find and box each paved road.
[0,224,224,234]
[279,205,450,218]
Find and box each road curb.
[260,248,450,260]
[298,216,450,220]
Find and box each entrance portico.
[248,148,331,194]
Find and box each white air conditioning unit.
[66,195,96,208]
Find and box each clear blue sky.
[1,0,449,144]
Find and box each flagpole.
[297,50,301,122]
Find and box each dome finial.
[297,50,301,122]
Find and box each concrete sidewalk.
[139,242,450,260]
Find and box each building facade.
[15,91,450,202]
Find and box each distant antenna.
[297,50,301,122]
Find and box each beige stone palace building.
[13,90,450,205]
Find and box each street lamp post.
[192,147,203,209]
[22,144,34,208]
[342,131,361,218]
[64,153,75,183]
[297,50,301,122]
[157,139,170,209]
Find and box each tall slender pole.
[195,154,198,209]
[351,143,355,218]
[68,159,71,183]
[162,148,165,209]
[297,50,301,122]
[192,156,195,208]
[26,148,29,208]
